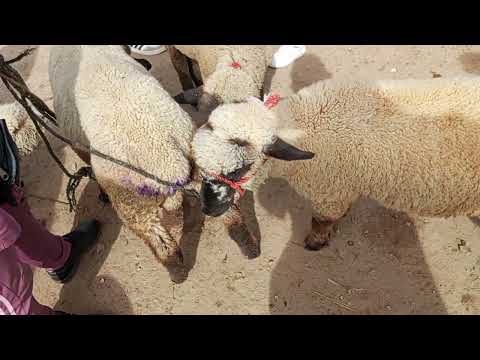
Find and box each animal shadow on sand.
[264,52,332,96]
[257,177,447,314]
[180,191,262,279]
[459,52,480,75]
[53,181,133,314]
[290,53,332,93]
[0,45,39,103]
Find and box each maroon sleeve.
[0,207,21,252]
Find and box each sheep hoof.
[304,231,330,251]
[168,267,189,284]
[165,248,189,284]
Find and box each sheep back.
[285,77,480,218]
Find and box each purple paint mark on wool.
[136,183,161,197]
[120,174,191,198]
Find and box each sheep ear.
[263,137,315,161]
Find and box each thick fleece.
[0,102,38,156]
[173,46,268,108]
[49,45,194,269]
[285,77,480,223]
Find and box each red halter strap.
[209,173,250,197]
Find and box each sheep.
[48,45,196,277]
[168,45,268,114]
[0,101,39,156]
[279,77,480,250]
[167,45,280,253]
[191,96,315,240]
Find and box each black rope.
[0,48,199,212]
[66,166,95,211]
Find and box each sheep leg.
[97,180,185,276]
[168,46,197,91]
[222,202,260,259]
[190,59,203,87]
[305,217,336,251]
[136,194,186,271]
[145,210,184,266]
[305,201,353,251]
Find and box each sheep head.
[192,96,314,217]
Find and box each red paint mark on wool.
[264,93,281,109]
[230,61,241,69]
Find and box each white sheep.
[0,101,39,156]
[191,96,315,225]
[285,77,480,249]
[49,45,195,276]
[232,78,480,250]
[168,45,268,113]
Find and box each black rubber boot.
[47,220,101,284]
[54,310,72,315]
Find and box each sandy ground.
[2,45,480,314]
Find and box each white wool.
[172,45,268,107]
[49,45,194,193]
[0,102,39,156]
[284,77,480,219]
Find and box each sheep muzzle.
[200,179,236,217]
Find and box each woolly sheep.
[0,101,39,156]
[49,45,315,274]
[280,77,480,250]
[49,45,195,275]
[191,96,315,221]
[168,45,268,113]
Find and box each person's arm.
[0,207,21,252]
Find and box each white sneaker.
[129,45,166,56]
[270,45,306,69]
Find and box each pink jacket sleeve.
[0,207,21,252]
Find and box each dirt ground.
[2,45,480,314]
